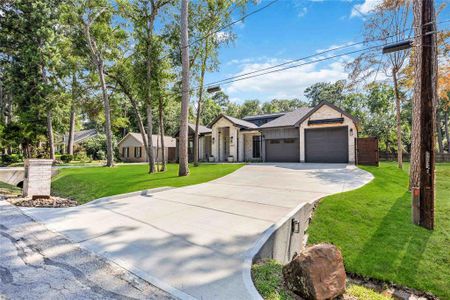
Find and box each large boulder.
[282,243,346,300]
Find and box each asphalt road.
[0,198,175,300]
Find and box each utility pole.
[411,0,437,230]
[178,0,190,176]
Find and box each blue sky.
[202,0,449,103]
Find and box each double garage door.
[264,126,349,163]
[305,126,348,163]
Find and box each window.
[284,139,295,144]
[270,140,280,144]
[122,147,129,158]
[134,147,142,158]
[252,136,261,158]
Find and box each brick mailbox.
[23,159,53,198]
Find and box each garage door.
[265,138,299,162]
[305,127,348,163]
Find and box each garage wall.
[299,104,357,163]
[261,128,300,162]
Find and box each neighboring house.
[176,101,358,163]
[173,123,212,162]
[59,129,98,152]
[118,133,177,163]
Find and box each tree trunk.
[145,15,156,174]
[146,105,155,173]
[47,109,55,160]
[158,94,166,172]
[178,0,190,177]
[444,110,450,152]
[110,73,149,153]
[436,111,443,153]
[193,41,208,167]
[98,62,114,167]
[67,73,77,155]
[83,21,113,167]
[392,68,402,169]
[41,65,55,161]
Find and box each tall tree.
[347,0,412,169]
[304,80,347,107]
[0,0,62,159]
[191,0,243,166]
[118,0,173,173]
[178,0,190,176]
[78,1,122,167]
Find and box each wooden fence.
[379,152,450,163]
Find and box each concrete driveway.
[20,163,373,300]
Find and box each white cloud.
[298,7,308,17]
[350,0,382,18]
[223,58,349,102]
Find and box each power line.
[205,19,450,87]
[157,0,280,62]
[186,0,280,50]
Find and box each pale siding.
[243,132,261,161]
[299,105,357,163]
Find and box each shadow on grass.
[353,191,432,289]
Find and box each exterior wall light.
[230,136,234,144]
[212,137,215,144]
[350,128,354,136]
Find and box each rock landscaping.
[8,195,78,208]
[283,243,346,300]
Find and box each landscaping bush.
[60,154,74,163]
[96,150,106,160]
[74,151,90,162]
[82,134,107,160]
[1,154,22,166]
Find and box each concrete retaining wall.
[253,201,317,264]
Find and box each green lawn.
[0,181,21,196]
[51,163,243,204]
[307,162,450,299]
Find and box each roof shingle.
[259,107,312,129]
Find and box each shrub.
[1,154,22,166]
[60,154,73,163]
[96,150,106,160]
[74,151,90,162]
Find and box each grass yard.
[0,181,21,196]
[307,162,450,299]
[51,163,243,204]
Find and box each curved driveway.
[21,163,373,300]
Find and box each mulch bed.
[8,196,78,208]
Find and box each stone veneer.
[23,159,53,197]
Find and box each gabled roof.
[118,132,176,148]
[173,123,212,137]
[62,129,97,145]
[294,100,359,126]
[188,123,212,135]
[259,107,312,129]
[209,114,258,129]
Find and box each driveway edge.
[241,166,374,299]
